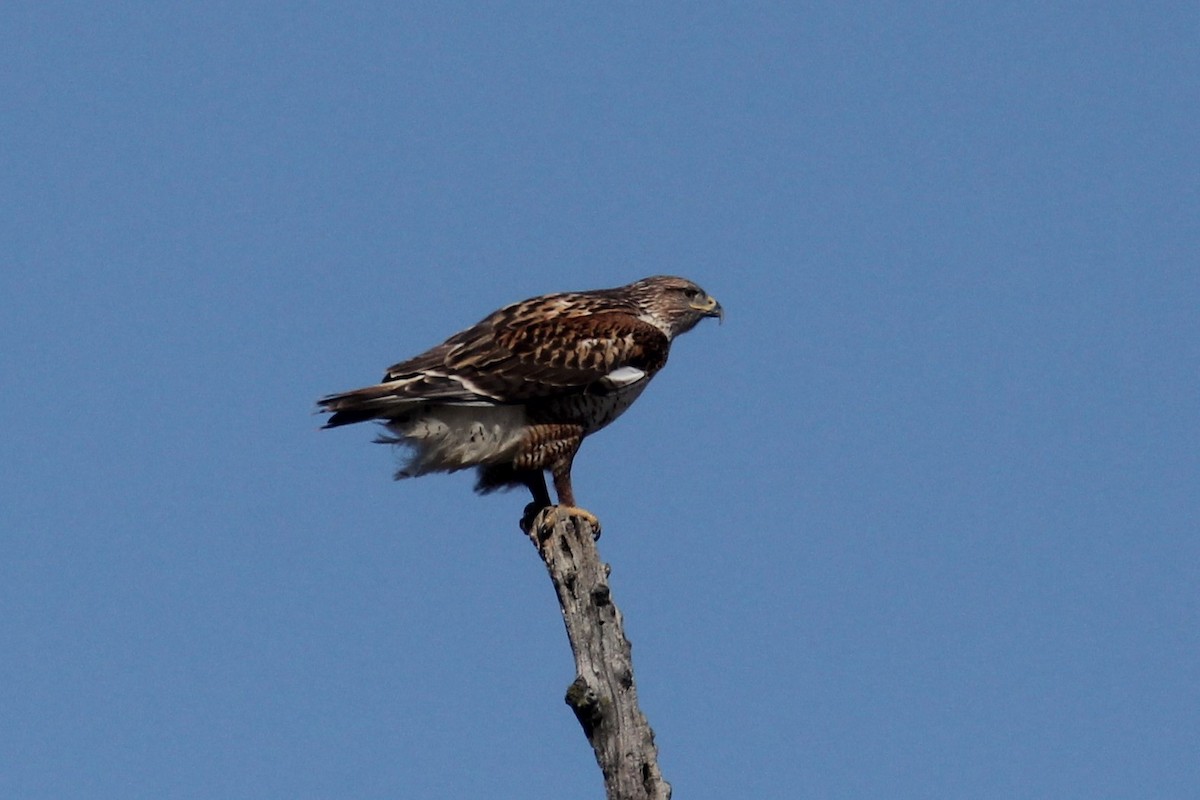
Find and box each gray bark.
[526,509,671,800]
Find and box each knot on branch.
[565,676,603,736]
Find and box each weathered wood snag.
[526,508,671,800]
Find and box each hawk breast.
[532,375,651,433]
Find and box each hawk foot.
[541,505,602,540]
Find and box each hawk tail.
[318,383,420,428]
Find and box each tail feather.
[319,371,495,428]
[318,383,423,428]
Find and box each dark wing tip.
[317,387,385,428]
[321,409,377,428]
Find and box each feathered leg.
[475,464,553,532]
[520,470,553,533]
[549,442,601,536]
[513,423,600,535]
[523,469,552,508]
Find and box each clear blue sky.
[2,3,1197,798]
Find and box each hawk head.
[624,275,724,339]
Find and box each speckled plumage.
[319,275,722,518]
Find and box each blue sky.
[2,3,1197,798]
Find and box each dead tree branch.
[526,509,671,800]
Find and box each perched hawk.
[319,275,722,528]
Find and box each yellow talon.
[555,505,601,537]
[534,505,602,538]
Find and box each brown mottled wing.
[376,289,669,401]
[439,311,670,402]
[320,293,668,426]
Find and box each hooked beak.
[691,295,724,324]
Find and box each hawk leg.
[520,470,553,533]
[514,423,599,537]
[522,469,552,509]
[476,463,552,532]
[549,445,601,538]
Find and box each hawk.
[319,275,722,529]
